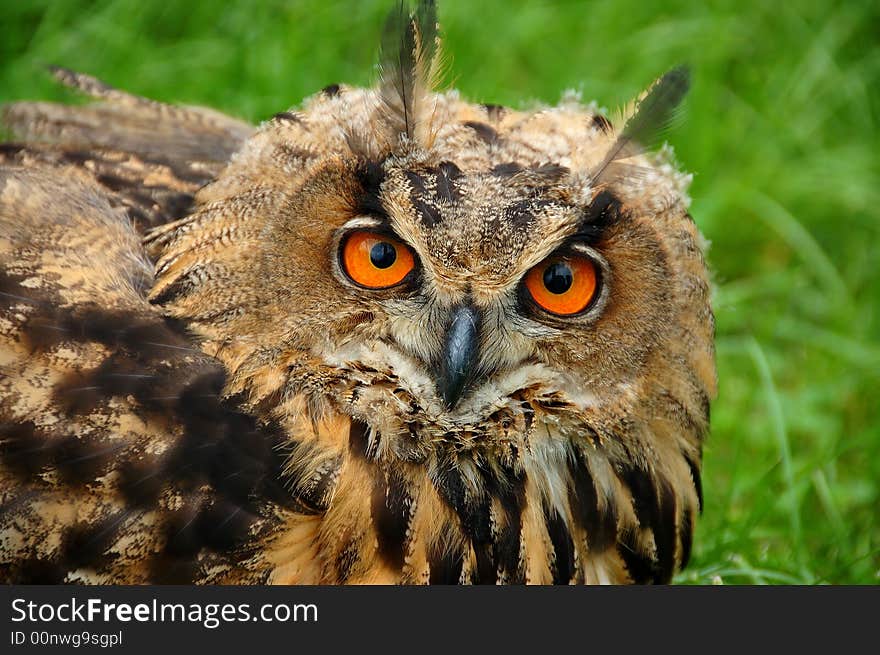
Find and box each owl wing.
[1,67,254,233]
[0,77,303,584]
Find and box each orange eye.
[523,254,598,316]
[341,230,416,289]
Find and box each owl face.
[226,104,682,440]
[146,8,715,583]
[285,165,614,420]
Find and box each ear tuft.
[375,0,443,152]
[590,65,691,189]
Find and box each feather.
[1,67,254,231]
[3,66,253,163]
[590,65,690,186]
[376,0,440,148]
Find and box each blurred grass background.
[1,0,877,583]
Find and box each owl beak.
[437,304,481,409]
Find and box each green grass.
[1,0,877,584]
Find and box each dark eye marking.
[414,200,442,227]
[571,190,624,243]
[436,161,462,202]
[404,165,463,227]
[403,171,439,227]
[502,198,558,230]
[404,170,427,195]
[355,159,387,217]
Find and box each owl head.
[147,0,716,584]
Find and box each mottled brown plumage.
[0,1,715,584]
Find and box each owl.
[0,1,715,584]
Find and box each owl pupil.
[370,241,397,269]
[543,262,573,294]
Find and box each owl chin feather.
[0,1,714,584]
